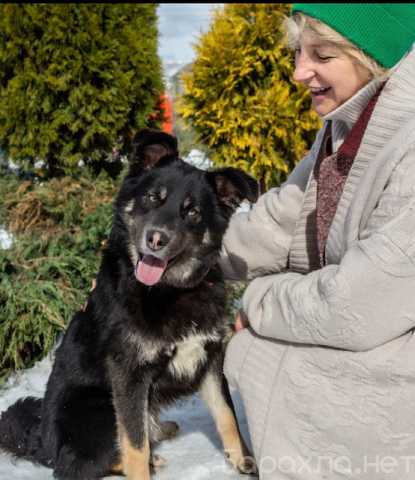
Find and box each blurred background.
[158,3,220,79]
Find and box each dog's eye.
[187,207,200,218]
[148,193,159,203]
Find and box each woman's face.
[293,33,372,116]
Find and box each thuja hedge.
[179,3,322,190]
[0,4,163,177]
[0,169,118,382]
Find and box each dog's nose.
[146,230,170,251]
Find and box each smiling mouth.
[310,87,331,96]
[135,253,180,286]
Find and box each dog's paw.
[225,451,258,476]
[150,453,167,471]
[236,455,258,476]
[159,420,179,440]
[150,418,179,442]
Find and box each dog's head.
[115,129,258,288]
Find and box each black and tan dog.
[0,130,258,479]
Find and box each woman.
[221,4,415,479]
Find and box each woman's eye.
[316,52,334,61]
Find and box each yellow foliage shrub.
[178,3,321,189]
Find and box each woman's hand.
[234,310,250,332]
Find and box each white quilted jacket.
[221,46,415,479]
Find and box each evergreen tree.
[178,4,321,189]
[0,4,163,177]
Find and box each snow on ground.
[0,227,13,250]
[184,149,212,171]
[0,354,256,480]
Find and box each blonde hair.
[283,12,389,80]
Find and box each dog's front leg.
[199,369,258,475]
[109,359,153,480]
[118,417,150,480]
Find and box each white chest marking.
[168,334,218,378]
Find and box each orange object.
[159,93,174,134]
[147,93,174,133]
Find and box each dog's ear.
[206,168,259,213]
[130,129,179,170]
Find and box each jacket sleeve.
[243,148,415,352]
[219,142,321,281]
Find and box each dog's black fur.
[0,130,258,479]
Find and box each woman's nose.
[293,52,315,84]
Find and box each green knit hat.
[291,3,415,68]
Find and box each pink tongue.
[136,255,168,286]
